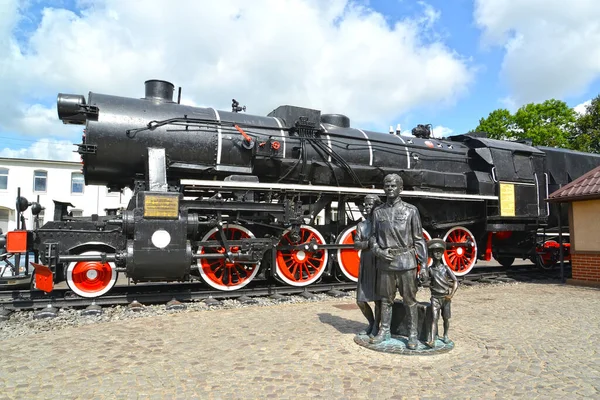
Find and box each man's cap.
[427,238,446,250]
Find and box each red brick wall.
[571,253,600,282]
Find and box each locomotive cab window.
[0,168,7,190]
[33,170,47,192]
[512,153,533,180]
[71,172,84,194]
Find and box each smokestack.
[144,80,175,103]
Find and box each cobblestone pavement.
[1,281,599,399]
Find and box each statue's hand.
[381,249,394,262]
[372,246,393,262]
[418,265,428,281]
[354,241,367,250]
[444,295,453,301]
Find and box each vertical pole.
[324,202,332,225]
[24,248,29,276]
[14,187,22,275]
[16,187,21,230]
[338,195,347,226]
[558,203,564,284]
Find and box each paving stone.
[0,282,599,398]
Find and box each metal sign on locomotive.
[2,79,600,298]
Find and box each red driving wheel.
[276,225,328,286]
[198,224,260,291]
[336,225,360,282]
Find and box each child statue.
[425,238,458,347]
[354,194,382,337]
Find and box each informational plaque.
[144,194,179,219]
[499,183,515,217]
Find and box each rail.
[0,263,569,312]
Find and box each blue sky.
[1,0,599,160]
[368,0,600,133]
[388,0,508,132]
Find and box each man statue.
[425,238,458,348]
[369,173,427,349]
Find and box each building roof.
[548,164,600,203]
[0,157,79,167]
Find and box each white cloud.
[0,0,19,41]
[9,103,80,137]
[432,125,453,137]
[0,138,80,161]
[474,0,600,105]
[574,99,591,115]
[0,0,474,147]
[417,1,441,28]
[499,96,517,113]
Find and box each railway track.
[0,281,357,312]
[0,262,569,315]
[461,263,570,284]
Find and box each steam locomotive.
[3,79,600,298]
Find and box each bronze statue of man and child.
[354,173,458,351]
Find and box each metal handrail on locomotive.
[3,79,600,298]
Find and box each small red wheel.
[66,251,118,298]
[198,224,260,291]
[336,225,360,282]
[536,240,564,269]
[276,225,328,286]
[443,226,478,276]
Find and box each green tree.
[474,99,578,149]
[513,99,576,148]
[474,109,516,140]
[571,95,600,153]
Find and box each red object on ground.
[31,262,54,293]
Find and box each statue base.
[353,299,455,355]
[354,334,454,355]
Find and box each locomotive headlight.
[151,229,171,249]
[57,93,88,125]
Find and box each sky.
[1,0,599,161]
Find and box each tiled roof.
[548,165,600,202]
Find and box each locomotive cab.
[451,135,553,267]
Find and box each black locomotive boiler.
[4,79,600,298]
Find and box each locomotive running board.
[180,179,498,201]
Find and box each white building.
[0,157,132,233]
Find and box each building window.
[71,172,84,194]
[0,168,7,190]
[0,208,9,234]
[33,170,47,192]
